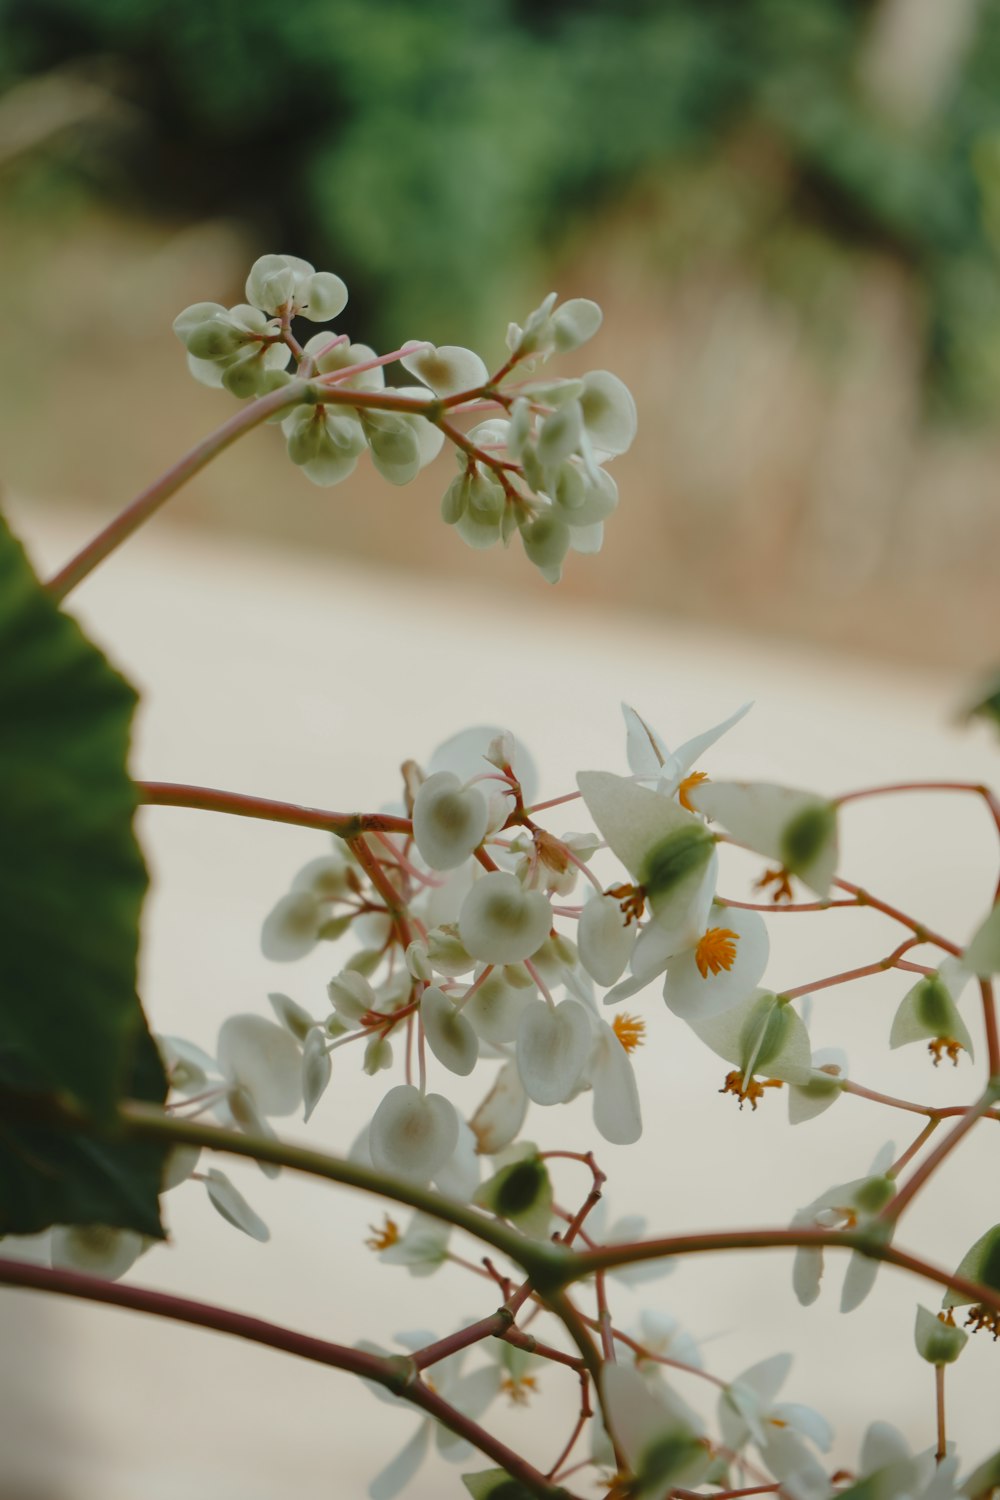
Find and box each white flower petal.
[793,1247,824,1307]
[400,342,488,397]
[459,873,552,965]
[691,781,838,898]
[50,1225,144,1280]
[421,986,480,1076]
[261,890,322,961]
[462,970,533,1043]
[840,1250,880,1313]
[428,726,537,803]
[669,702,753,783]
[369,1086,460,1182]
[369,1422,431,1500]
[217,1014,303,1117]
[302,1027,332,1121]
[578,893,637,986]
[516,999,592,1105]
[963,902,1000,977]
[588,1020,642,1144]
[432,1119,481,1199]
[662,903,769,1020]
[204,1168,270,1242]
[580,370,637,455]
[622,703,670,780]
[469,1060,529,1154]
[413,772,490,872]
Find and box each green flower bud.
[366,413,422,486]
[520,512,570,583]
[455,472,505,550]
[915,1305,968,1364]
[184,315,248,363]
[441,474,469,525]
[246,252,314,314]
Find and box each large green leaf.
[0,512,166,1236]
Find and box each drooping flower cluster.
[171,254,636,582]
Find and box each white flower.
[516,998,592,1106]
[577,771,718,955]
[791,1143,896,1312]
[217,1014,303,1124]
[836,1423,959,1500]
[622,701,752,801]
[788,1047,848,1125]
[412,771,490,871]
[690,780,839,899]
[50,1225,145,1281]
[599,1363,710,1498]
[720,1353,832,1490]
[889,957,974,1064]
[369,1085,460,1183]
[458,872,552,965]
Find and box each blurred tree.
[3,0,1000,411]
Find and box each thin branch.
[139,781,411,839]
[0,1259,572,1500]
[46,381,309,601]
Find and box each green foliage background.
[4,0,1000,411]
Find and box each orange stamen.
[754,866,794,904]
[677,770,709,812]
[501,1373,539,1406]
[928,1037,964,1067]
[612,1013,646,1053]
[606,882,646,924]
[695,926,739,979]
[719,1070,783,1111]
[364,1215,400,1251]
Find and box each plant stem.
[880,1087,1000,1224]
[935,1363,947,1464]
[46,381,309,601]
[781,938,920,1001]
[139,781,411,838]
[832,880,961,956]
[0,1258,573,1500]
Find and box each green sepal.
[915,1305,968,1365]
[474,1151,553,1239]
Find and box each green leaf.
[0,513,165,1236]
[462,1471,539,1500]
[0,1029,167,1238]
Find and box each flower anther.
[754,867,795,904]
[607,882,645,924]
[928,1037,965,1067]
[612,1012,646,1054]
[501,1372,539,1406]
[719,1069,784,1111]
[695,926,739,979]
[677,770,709,812]
[963,1306,1000,1340]
[365,1215,400,1252]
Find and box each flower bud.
[299,270,348,322]
[459,873,552,965]
[915,1306,968,1364]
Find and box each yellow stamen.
[501,1373,539,1406]
[364,1215,400,1252]
[695,926,739,979]
[719,1070,783,1111]
[928,1037,964,1067]
[677,770,709,812]
[612,1013,646,1053]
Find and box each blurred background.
[4,4,1000,1497]
[2,0,1000,666]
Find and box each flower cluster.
[171,254,636,583]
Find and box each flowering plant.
[3,253,1000,1500]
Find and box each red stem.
[781,937,920,1001]
[139,781,411,839]
[46,381,308,601]
[0,1259,573,1500]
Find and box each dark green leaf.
[0,513,166,1236]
